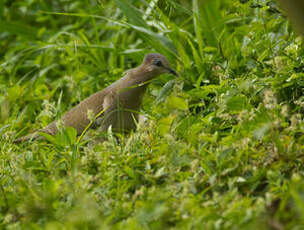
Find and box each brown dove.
[14,53,177,143]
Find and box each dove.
[276,0,304,37]
[14,53,177,143]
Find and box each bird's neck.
[120,66,154,90]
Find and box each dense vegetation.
[1,0,304,229]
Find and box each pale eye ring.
[154,60,163,67]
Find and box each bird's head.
[142,53,178,78]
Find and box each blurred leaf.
[167,96,188,111]
[253,123,272,140]
[203,46,218,52]
[7,86,22,101]
[226,95,248,112]
[156,79,175,104]
[113,0,148,28]
[113,0,176,55]
[158,115,176,135]
[39,132,57,145]
[58,126,77,146]
[192,0,204,57]
[124,166,136,179]
[198,0,225,47]
[0,21,37,38]
[0,0,3,18]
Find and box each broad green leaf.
[226,95,248,112]
[39,132,58,145]
[156,79,175,104]
[158,115,176,135]
[167,96,188,111]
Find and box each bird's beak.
[166,67,178,76]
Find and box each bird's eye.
[154,60,163,67]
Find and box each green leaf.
[203,46,218,52]
[63,126,77,145]
[158,115,176,135]
[192,0,204,57]
[39,132,58,145]
[7,86,22,101]
[156,79,175,104]
[167,96,188,111]
[113,0,176,53]
[0,21,37,38]
[124,166,136,179]
[113,0,148,28]
[226,96,247,112]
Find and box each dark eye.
[154,60,163,67]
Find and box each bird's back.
[42,87,110,135]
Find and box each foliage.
[1,0,304,229]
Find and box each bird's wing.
[90,89,116,130]
[14,89,109,142]
[39,88,110,136]
[62,90,109,135]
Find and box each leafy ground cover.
[1,0,304,229]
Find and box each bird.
[276,0,304,37]
[14,53,177,143]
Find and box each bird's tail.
[13,133,39,143]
